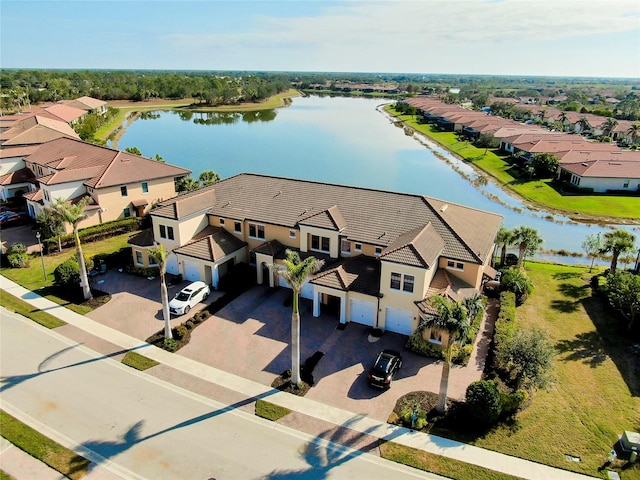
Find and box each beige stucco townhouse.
[143,173,503,337]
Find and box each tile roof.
[415,269,478,315]
[0,167,36,186]
[1,116,79,145]
[380,223,444,268]
[26,137,190,188]
[0,145,39,159]
[556,150,640,164]
[128,229,155,247]
[299,205,347,231]
[23,189,43,203]
[43,104,87,123]
[560,159,640,178]
[174,226,247,262]
[159,173,503,266]
[152,185,217,219]
[311,255,381,296]
[58,96,107,111]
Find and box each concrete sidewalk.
[0,275,597,480]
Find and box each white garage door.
[165,254,179,275]
[349,298,376,327]
[279,278,315,300]
[385,307,414,335]
[183,259,201,282]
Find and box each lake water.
[113,95,638,266]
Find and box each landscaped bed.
[383,262,639,479]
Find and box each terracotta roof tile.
[174,226,246,262]
[165,174,502,266]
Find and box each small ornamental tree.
[495,327,555,391]
[465,380,503,427]
[529,153,559,178]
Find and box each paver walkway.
[0,275,597,480]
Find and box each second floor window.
[390,272,415,293]
[159,225,175,240]
[311,235,330,252]
[341,239,351,254]
[249,223,265,239]
[120,185,128,197]
[141,182,149,193]
[234,221,242,233]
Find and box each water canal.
[113,95,639,265]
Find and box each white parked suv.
[169,281,210,316]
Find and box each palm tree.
[500,267,534,305]
[422,296,470,413]
[495,226,515,267]
[627,123,640,145]
[52,197,92,300]
[557,111,568,125]
[512,226,543,267]
[600,117,618,140]
[603,229,637,275]
[149,244,172,339]
[199,170,221,186]
[272,250,325,386]
[576,117,591,135]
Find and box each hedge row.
[43,217,143,253]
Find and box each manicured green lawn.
[1,232,134,309]
[0,290,66,329]
[380,442,522,480]
[472,263,638,479]
[389,107,640,221]
[255,399,291,421]
[121,351,159,371]
[0,410,90,479]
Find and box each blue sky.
[1,0,639,78]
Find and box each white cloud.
[161,0,639,75]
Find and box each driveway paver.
[86,274,495,422]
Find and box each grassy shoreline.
[384,106,640,223]
[96,89,301,144]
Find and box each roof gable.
[381,223,444,268]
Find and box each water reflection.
[170,109,277,125]
[114,95,638,262]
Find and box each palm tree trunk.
[291,310,301,385]
[160,271,172,339]
[610,251,619,275]
[74,228,92,300]
[500,245,507,267]
[436,358,451,414]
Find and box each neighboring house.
[557,150,640,192]
[143,173,502,337]
[58,96,108,115]
[0,114,80,201]
[22,137,190,228]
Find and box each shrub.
[501,389,528,415]
[174,324,188,340]
[405,332,444,359]
[185,319,195,330]
[400,407,428,430]
[54,259,80,286]
[495,327,555,390]
[163,338,179,352]
[125,265,160,277]
[8,243,27,254]
[453,344,474,365]
[7,253,30,268]
[465,380,503,427]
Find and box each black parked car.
[367,349,403,389]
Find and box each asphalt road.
[0,309,440,480]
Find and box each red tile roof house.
[141,173,502,336]
[557,150,640,193]
[22,137,190,229]
[58,96,108,116]
[0,115,80,202]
